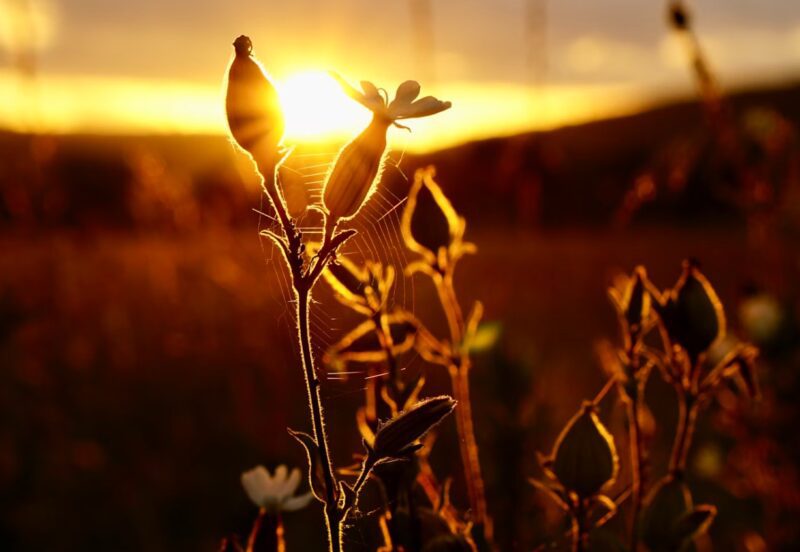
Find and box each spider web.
[255,142,418,399]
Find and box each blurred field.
[0,223,794,550]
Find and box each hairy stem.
[258,166,344,552]
[296,286,342,552]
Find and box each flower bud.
[225,35,285,164]
[372,396,456,459]
[550,402,619,498]
[654,260,725,360]
[323,116,390,225]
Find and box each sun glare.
[275,71,370,143]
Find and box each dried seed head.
[654,260,725,360]
[402,167,474,272]
[550,401,619,498]
[372,396,456,460]
[225,36,285,166]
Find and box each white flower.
[331,73,451,126]
[241,465,313,513]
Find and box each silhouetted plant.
[224,36,453,552]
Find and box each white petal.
[273,465,288,488]
[282,491,314,512]
[241,466,273,508]
[281,467,302,498]
[393,96,452,119]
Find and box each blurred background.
[0,0,799,550]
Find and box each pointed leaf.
[287,428,327,504]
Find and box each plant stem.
[258,166,345,552]
[276,513,286,552]
[434,275,492,541]
[296,285,342,552]
[627,390,645,552]
[373,313,401,410]
[572,499,589,552]
[450,360,489,526]
[669,391,698,476]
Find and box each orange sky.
[0,0,799,151]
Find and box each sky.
[0,0,799,151]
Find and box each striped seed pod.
[323,115,391,226]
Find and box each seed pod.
[550,401,619,498]
[225,35,284,164]
[654,260,725,360]
[372,396,456,459]
[323,116,391,225]
[402,167,462,266]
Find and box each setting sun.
[276,71,370,143]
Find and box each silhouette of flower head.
[331,74,451,127]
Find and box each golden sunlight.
[276,71,370,143]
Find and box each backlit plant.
[222,32,760,552]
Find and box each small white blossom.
[241,465,313,513]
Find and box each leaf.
[287,428,328,504]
